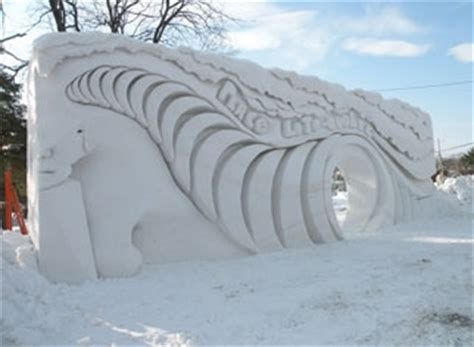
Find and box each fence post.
[4,169,13,230]
[11,183,28,235]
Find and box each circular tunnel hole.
[327,145,383,238]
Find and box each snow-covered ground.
[2,177,473,346]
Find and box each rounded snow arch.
[319,135,396,237]
[28,33,447,283]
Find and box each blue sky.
[2,0,473,153]
[224,1,473,154]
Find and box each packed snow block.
[28,32,444,282]
[37,180,97,283]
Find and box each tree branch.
[0,33,26,44]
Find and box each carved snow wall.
[28,33,450,282]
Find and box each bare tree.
[1,0,236,80]
[147,0,233,49]
[0,7,49,78]
[43,0,81,32]
[104,0,140,34]
[49,0,66,31]
[44,0,236,50]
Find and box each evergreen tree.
[0,70,27,202]
[460,148,474,173]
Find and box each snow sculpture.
[28,33,448,282]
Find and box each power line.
[373,80,473,92]
[440,142,473,153]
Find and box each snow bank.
[2,213,472,345]
[437,175,473,205]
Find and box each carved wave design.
[180,49,434,174]
[66,66,415,253]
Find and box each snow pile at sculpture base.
[437,175,473,207]
[1,177,473,346]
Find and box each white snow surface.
[332,191,348,224]
[2,178,473,346]
[437,175,473,207]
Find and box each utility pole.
[437,138,444,170]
